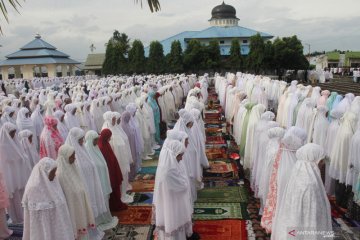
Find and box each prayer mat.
[203,161,238,179]
[206,148,227,160]
[135,174,155,181]
[131,180,155,192]
[205,119,223,125]
[138,167,157,175]
[193,220,247,240]
[141,160,158,168]
[114,206,152,225]
[204,179,239,188]
[196,186,248,203]
[194,202,249,220]
[129,192,154,206]
[110,224,153,240]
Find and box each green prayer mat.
[194,202,249,220]
[196,186,248,203]
[104,224,154,240]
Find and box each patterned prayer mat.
[138,167,157,175]
[193,220,248,240]
[193,202,249,220]
[131,180,155,192]
[206,148,228,160]
[111,225,153,240]
[129,192,154,206]
[135,174,155,181]
[203,161,238,180]
[204,179,240,188]
[206,136,226,144]
[114,206,152,225]
[196,186,248,203]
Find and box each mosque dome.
[210,1,238,20]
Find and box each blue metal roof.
[20,37,57,50]
[0,57,80,66]
[0,35,80,66]
[6,49,69,59]
[186,26,273,39]
[144,25,272,57]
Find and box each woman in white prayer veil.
[126,103,145,163]
[153,140,193,240]
[141,93,158,151]
[53,110,69,140]
[0,122,31,223]
[257,127,285,215]
[261,126,307,233]
[135,98,152,159]
[57,145,102,240]
[189,108,209,171]
[233,99,249,144]
[295,98,312,129]
[16,107,38,147]
[271,143,332,240]
[83,101,97,132]
[84,131,119,231]
[22,157,75,240]
[324,109,343,195]
[333,93,355,115]
[174,109,203,203]
[30,99,44,149]
[90,99,103,132]
[310,86,321,104]
[308,105,329,147]
[244,104,266,170]
[65,128,108,225]
[1,106,16,125]
[346,128,360,191]
[102,111,133,203]
[329,111,358,183]
[64,103,80,130]
[250,111,278,192]
[18,129,40,169]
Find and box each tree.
[262,40,274,72]
[167,40,183,73]
[147,41,165,74]
[135,0,161,12]
[247,33,265,74]
[102,30,130,75]
[102,40,117,75]
[183,39,204,72]
[128,39,146,74]
[228,39,242,71]
[205,40,221,70]
[273,35,309,77]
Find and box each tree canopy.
[128,39,146,74]
[147,41,165,74]
[167,40,183,73]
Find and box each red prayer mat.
[114,206,152,225]
[131,180,155,192]
[193,220,248,240]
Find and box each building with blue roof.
[0,34,80,80]
[144,1,273,57]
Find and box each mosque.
[144,1,273,57]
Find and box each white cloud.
[0,0,359,61]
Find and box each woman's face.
[71,108,76,115]
[111,117,116,126]
[93,137,99,146]
[78,137,84,146]
[9,130,16,139]
[69,152,76,164]
[186,122,193,129]
[9,112,15,118]
[60,115,65,122]
[185,138,189,148]
[48,167,57,181]
[176,153,184,162]
[117,118,121,125]
[28,135,33,144]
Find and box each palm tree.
[0,0,22,32]
[135,0,161,12]
[1,0,160,33]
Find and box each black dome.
[211,1,238,20]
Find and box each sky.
[0,0,359,62]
